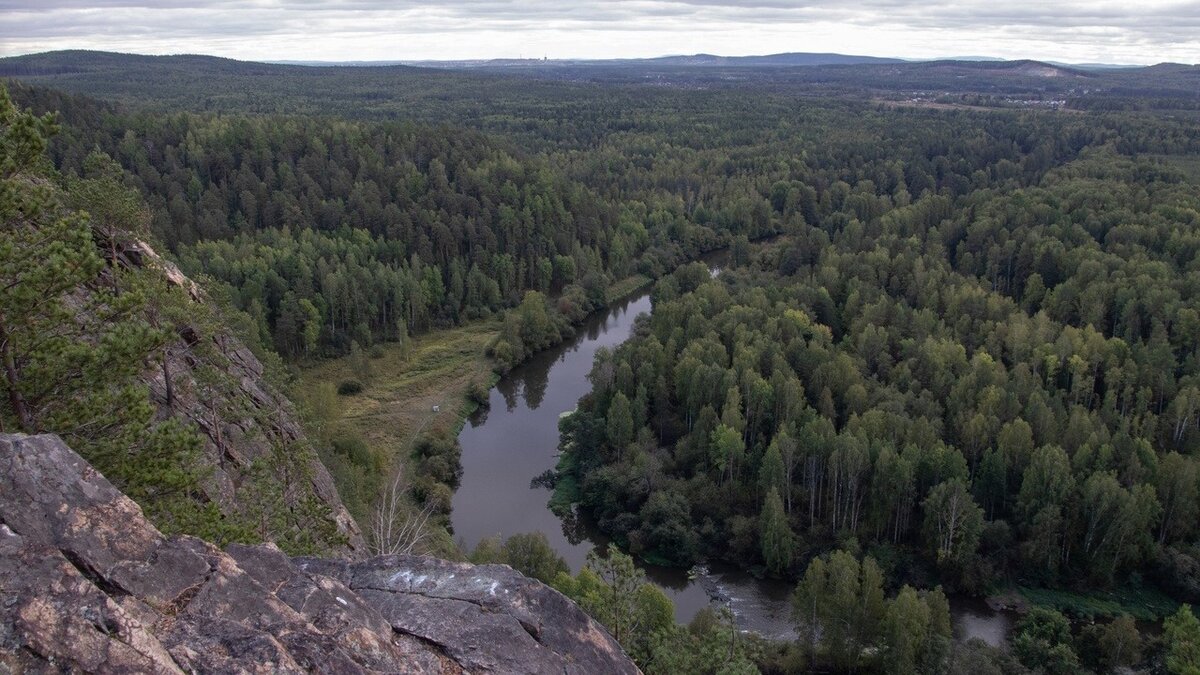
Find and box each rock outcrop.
[123,239,363,552]
[0,434,639,674]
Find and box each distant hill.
[278,52,903,69]
[0,49,426,77]
[913,59,1090,79]
[1,50,1197,118]
[605,52,904,67]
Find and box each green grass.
[294,318,501,526]
[605,274,653,304]
[1017,584,1181,621]
[547,447,580,516]
[296,273,663,541]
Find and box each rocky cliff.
[119,239,363,552]
[0,433,639,674]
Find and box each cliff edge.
[0,433,639,674]
[123,239,363,553]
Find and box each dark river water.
[451,260,1013,645]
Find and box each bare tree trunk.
[0,319,34,432]
[370,469,435,556]
[209,401,225,469]
[162,347,174,409]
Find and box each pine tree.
[760,487,794,575]
[606,391,634,456]
[0,84,233,543]
[758,437,785,501]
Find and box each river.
[450,258,1013,645]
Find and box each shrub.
[337,379,363,396]
[500,532,569,584]
[418,455,456,486]
[331,434,374,470]
[413,478,454,515]
[467,379,491,407]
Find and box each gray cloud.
[1,1,1197,63]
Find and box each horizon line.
[2,48,1178,70]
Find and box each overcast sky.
[2,1,1198,65]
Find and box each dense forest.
[6,48,1200,673]
[556,112,1200,670]
[2,51,1199,119]
[12,82,775,362]
[16,77,1199,366]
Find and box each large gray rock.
[0,434,640,674]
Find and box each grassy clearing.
[605,274,652,304]
[296,273,660,547]
[294,318,500,526]
[547,429,579,516]
[1017,584,1180,622]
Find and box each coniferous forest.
[4,49,1200,673]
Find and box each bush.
[500,532,569,583]
[414,433,460,462]
[337,379,363,396]
[368,345,386,359]
[331,434,374,470]
[630,490,699,567]
[1013,608,1079,674]
[411,432,463,495]
[467,379,491,407]
[419,454,457,487]
[413,478,453,515]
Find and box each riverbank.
[292,270,676,548]
[293,318,500,545]
[1011,584,1180,622]
[446,267,1024,645]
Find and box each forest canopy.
[558,124,1200,602]
[6,53,1200,672]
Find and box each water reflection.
[450,274,803,633]
[495,375,520,413]
[452,291,656,571]
[950,596,1014,648]
[451,248,1008,642]
[558,508,591,548]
